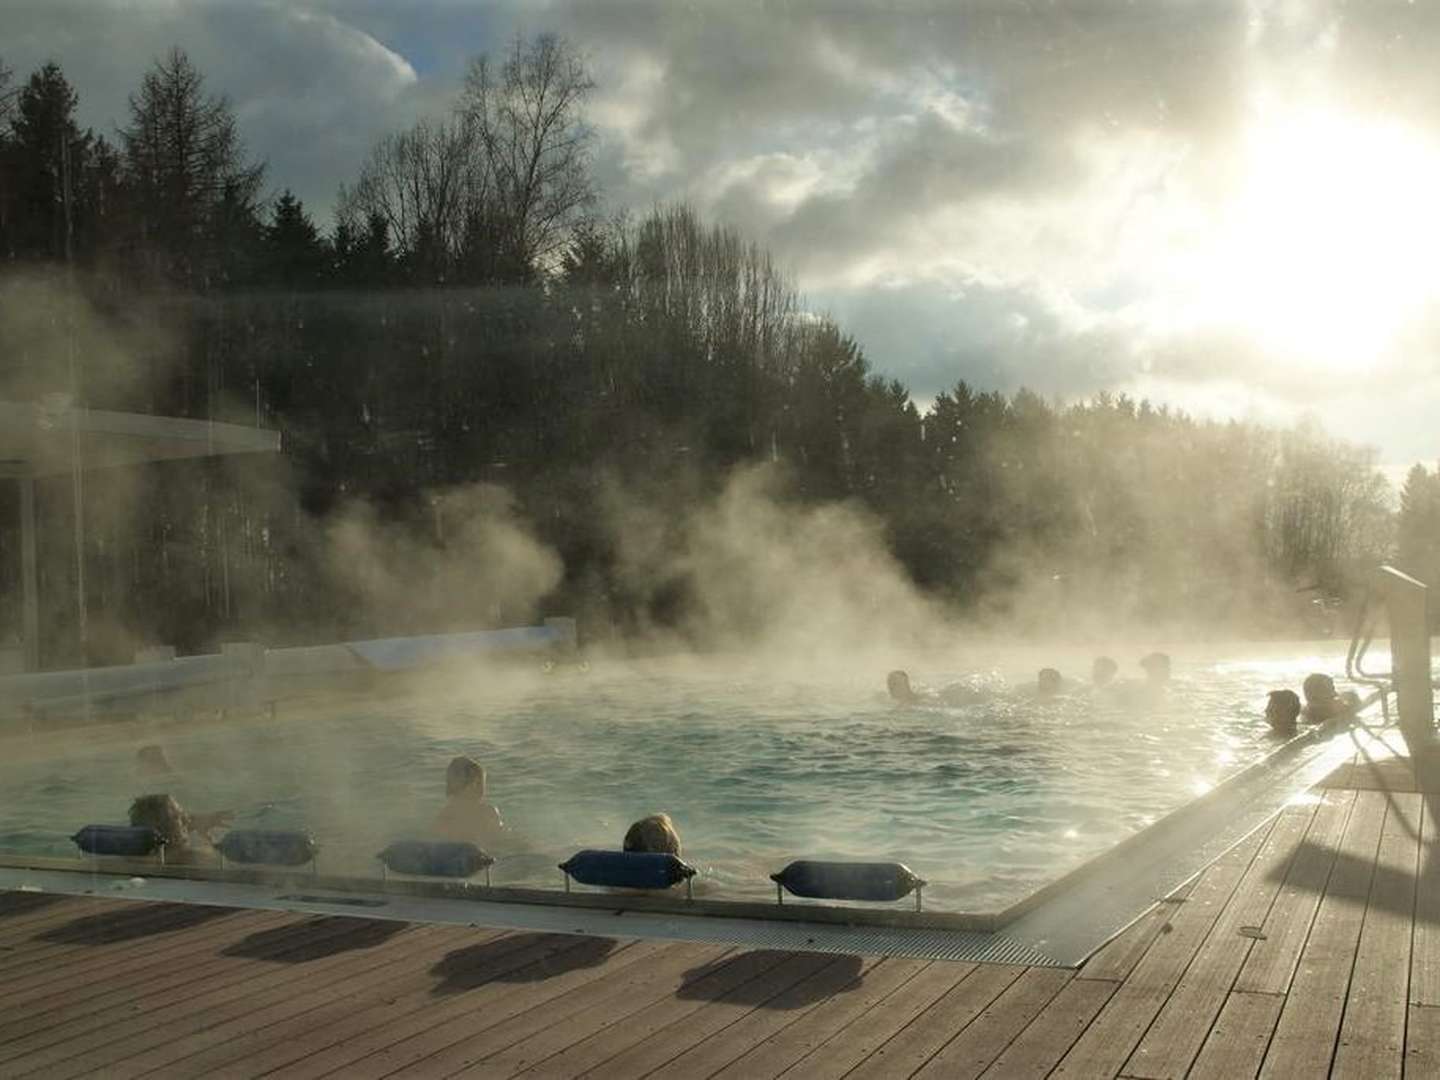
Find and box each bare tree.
[336,115,484,283]
[0,57,16,125]
[459,33,596,273]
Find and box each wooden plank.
[978,976,1119,1080]
[0,906,284,1022]
[1406,1003,1440,1077]
[0,915,388,1065]
[1258,787,1389,1079]
[1332,791,1422,1079]
[1410,793,1440,1005]
[781,964,976,1080]
[4,919,447,1079]
[1080,880,1198,983]
[268,937,668,1080]
[1235,790,1356,995]
[384,942,731,1078]
[1124,804,1315,1078]
[845,964,1026,1079]
[619,954,882,1080]
[222,931,628,1079]
[0,914,383,1064]
[911,967,1073,1080]
[1186,991,1283,1080]
[706,957,929,1080]
[1049,826,1269,1078]
[510,948,798,1079]
[576,951,841,1079]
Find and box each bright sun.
[1205,103,1440,371]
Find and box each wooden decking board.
[1079,879,1199,985]
[266,937,664,1080]
[63,924,464,1080]
[777,962,975,1080]
[1123,804,1316,1078]
[1332,791,1422,1079]
[4,919,447,1079]
[706,956,931,1080]
[910,966,1073,1080]
[0,892,112,939]
[1185,990,1283,1080]
[510,948,800,1079]
[978,976,1120,1080]
[1258,787,1390,1079]
[572,951,840,1079]
[1048,827,1270,1078]
[206,930,621,1080]
[622,953,884,1080]
[1410,793,1440,1006]
[0,907,289,1044]
[0,896,196,960]
[0,913,390,1065]
[843,963,1027,1080]
[389,942,733,1078]
[1234,789,1357,995]
[1405,1003,1440,1077]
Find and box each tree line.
[0,43,1415,664]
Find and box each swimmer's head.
[128,793,189,846]
[1302,673,1337,705]
[623,812,682,856]
[1037,668,1063,698]
[1091,657,1118,686]
[1140,652,1171,683]
[887,670,914,701]
[446,756,487,798]
[136,745,173,777]
[1266,689,1301,734]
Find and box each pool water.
[0,644,1379,912]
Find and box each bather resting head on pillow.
[623,813,682,857]
[128,793,231,862]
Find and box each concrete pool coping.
[0,710,1377,967]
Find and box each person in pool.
[623,813,682,856]
[136,745,175,777]
[433,756,506,846]
[1301,673,1360,723]
[887,669,991,706]
[128,794,232,863]
[1091,657,1119,687]
[1265,689,1302,736]
[1139,652,1172,685]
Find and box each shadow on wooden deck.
[36,901,234,944]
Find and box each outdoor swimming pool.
[0,643,1376,912]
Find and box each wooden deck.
[1,742,1434,1078]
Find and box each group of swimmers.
[1264,673,1362,736]
[126,746,684,864]
[887,652,1172,707]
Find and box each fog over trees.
[0,39,1421,665]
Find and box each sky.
[3,0,1439,475]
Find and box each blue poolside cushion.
[217,829,318,867]
[770,860,926,903]
[376,840,494,878]
[559,849,696,890]
[72,824,163,857]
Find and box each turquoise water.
[0,646,1373,911]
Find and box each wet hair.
[1266,689,1301,733]
[1139,653,1171,681]
[886,670,913,700]
[136,745,173,776]
[623,813,682,856]
[1037,668,1064,696]
[128,794,190,846]
[446,756,487,798]
[1302,673,1337,705]
[1091,657,1118,685]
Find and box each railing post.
[1374,565,1435,759]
